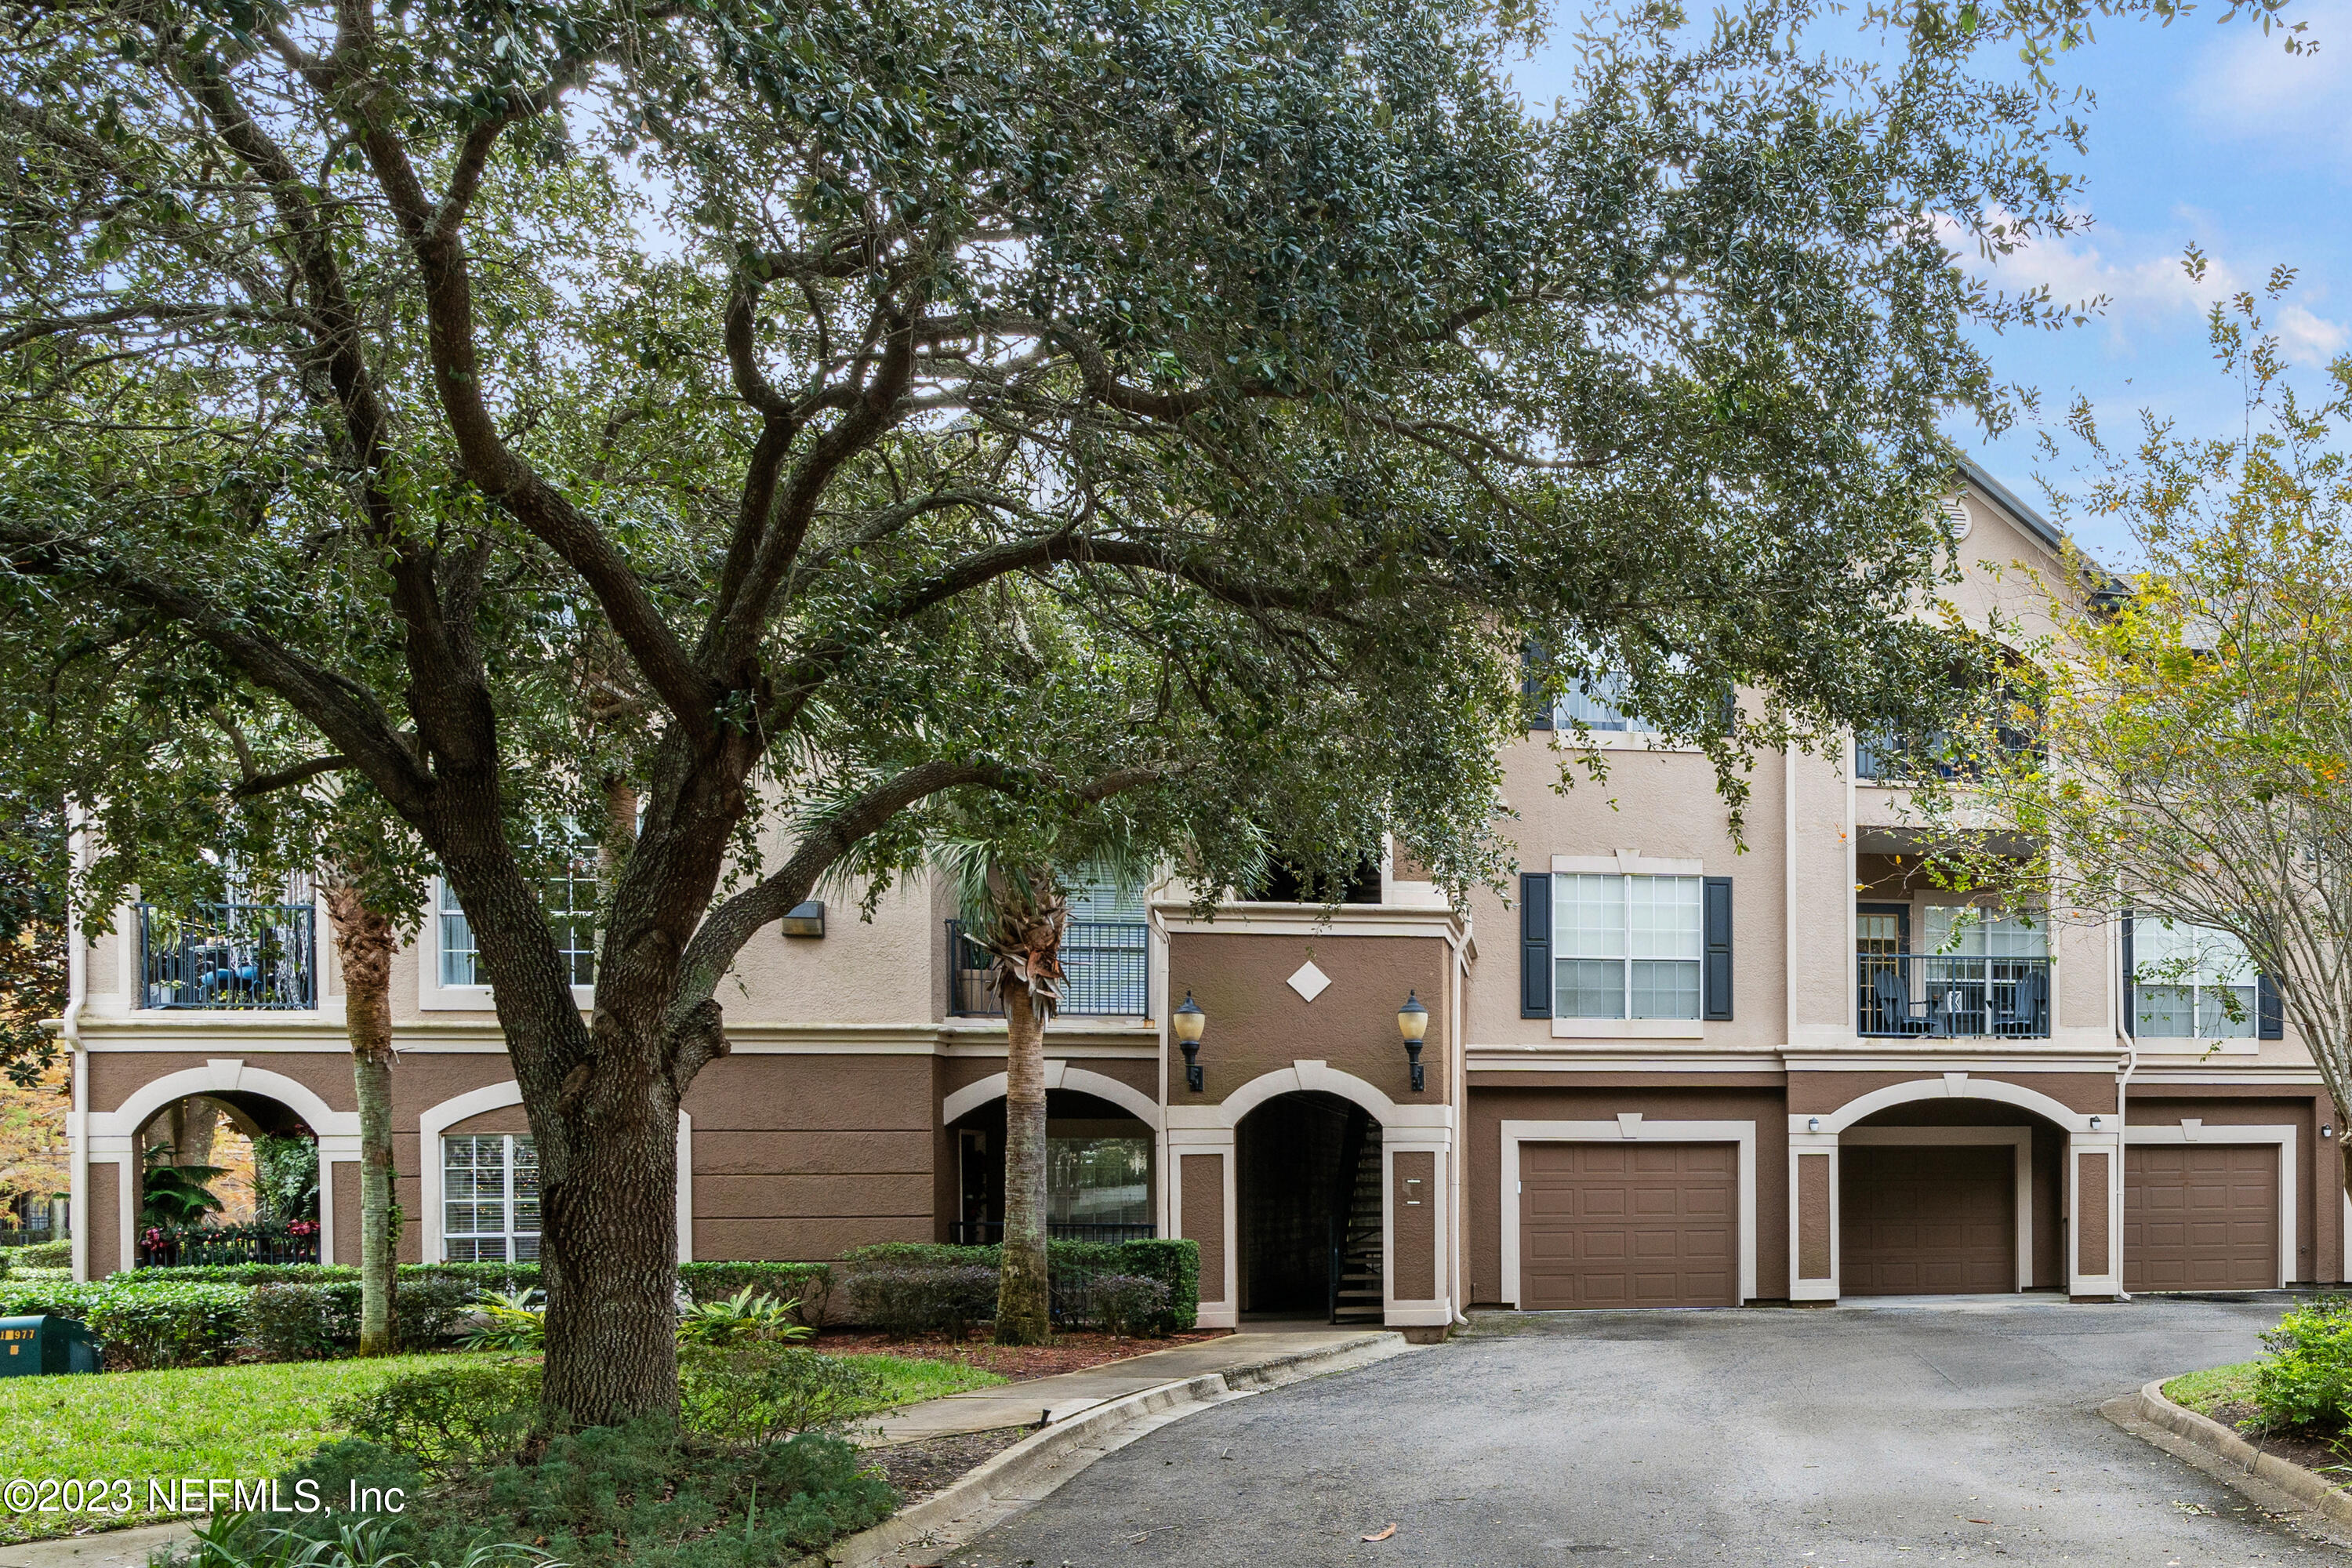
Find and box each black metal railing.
[138,1221,321,1269]
[1857,953,2052,1038]
[946,1221,1157,1245]
[139,902,317,1010]
[946,920,1150,1017]
[1856,727,2041,783]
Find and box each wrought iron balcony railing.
[138,902,318,1010]
[1857,952,2052,1038]
[946,920,1150,1018]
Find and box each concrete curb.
[815,1330,1411,1567]
[2128,1376,2352,1530]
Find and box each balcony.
[138,902,318,1010]
[947,920,1150,1018]
[1857,953,2050,1039]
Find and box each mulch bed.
[2203,1399,2352,1478]
[816,1327,1231,1382]
[861,1427,1031,1505]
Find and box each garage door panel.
[1519,1142,1740,1309]
[2125,1144,2276,1292]
[1841,1144,2015,1296]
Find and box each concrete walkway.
[863,1323,1392,1443]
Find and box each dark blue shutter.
[1520,872,1552,1018]
[2259,971,2284,1040]
[2119,911,2134,1037]
[1703,877,1733,1021]
[1523,642,1553,731]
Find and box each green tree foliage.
[0,0,2263,1420]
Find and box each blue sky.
[1506,5,2350,564]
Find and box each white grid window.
[437,840,598,991]
[2133,917,2256,1039]
[1555,670,1642,732]
[442,1134,540,1262]
[1555,873,1702,1020]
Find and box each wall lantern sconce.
[1174,992,1207,1094]
[1807,1116,1821,1134]
[2089,1115,2103,1132]
[1397,990,1429,1093]
[778,899,826,938]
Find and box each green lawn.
[2164,1359,2262,1418]
[0,1349,1003,1544]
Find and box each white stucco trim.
[938,1064,1163,1131]
[1802,1073,2093,1136]
[89,1058,359,1142]
[2067,1131,2124,1295]
[416,1081,691,1265]
[1841,1126,2035,1290]
[1167,1060,1454,1133]
[417,877,592,1012]
[1497,1117,1759,1308]
[2123,1121,2297,1290]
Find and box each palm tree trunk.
[324,882,399,1356]
[996,982,1052,1345]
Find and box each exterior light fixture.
[1173,992,1207,1094]
[2089,1115,2103,1132]
[1397,990,1429,1093]
[1807,1116,1821,1134]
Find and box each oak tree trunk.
[996,983,1052,1345]
[325,883,399,1356]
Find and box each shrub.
[336,1362,544,1476]
[677,1287,810,1348]
[847,1263,999,1340]
[2254,1297,2352,1432]
[392,1276,479,1348]
[15,1239,70,1269]
[1078,1272,1171,1338]
[677,1261,830,1325]
[839,1238,1198,1333]
[461,1289,546,1353]
[677,1345,884,1446]
[169,1512,548,1568]
[245,1281,339,1361]
[402,1260,542,1294]
[77,1279,250,1368]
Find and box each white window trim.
[440,1132,540,1264]
[1497,1116,1759,1308]
[2122,1120,2296,1291]
[2129,919,2259,1050]
[1547,869,1704,1029]
[417,1080,692,1263]
[419,876,594,1011]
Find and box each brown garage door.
[2125,1144,2278,1291]
[1519,1142,1737,1308]
[1841,1144,2015,1295]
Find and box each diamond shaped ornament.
[1287,960,1332,1002]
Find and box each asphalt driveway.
[949,1297,2347,1566]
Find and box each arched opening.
[947,1087,1156,1243]
[132,1091,318,1267]
[1236,1090,1381,1323]
[1842,1098,2068,1296]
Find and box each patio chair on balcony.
[1867,967,1935,1036]
[1988,967,2051,1038]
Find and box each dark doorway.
[947,1088,1156,1243]
[1236,1091,1382,1320]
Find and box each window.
[441,1134,539,1262]
[1924,906,2049,960]
[1047,1136,1151,1226]
[2133,917,2256,1039]
[437,840,599,991]
[1554,873,1702,1020]
[1556,670,1642,732]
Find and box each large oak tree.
[0,0,2178,1420]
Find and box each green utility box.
[0,1315,102,1375]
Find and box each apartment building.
[60,464,2345,1320]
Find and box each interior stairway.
[1329,1117,1385,1325]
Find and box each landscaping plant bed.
[2164,1362,2350,1481]
[862,1426,1031,1506]
[814,1327,1231,1381]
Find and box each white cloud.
[2278,303,2350,365]
[1962,212,2241,350]
[2181,0,2352,147]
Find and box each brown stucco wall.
[1392,1150,1436,1300]
[332,1162,361,1266]
[88,1162,119,1279]
[1796,1153,1831,1280]
[2077,1149,2111,1280]
[684,1053,933,1260]
[1465,1085,1791,1305]
[1171,932,1446,1107]
[1787,1070,2116,1119]
[88,1051,358,1119]
[1182,1153,1226,1304]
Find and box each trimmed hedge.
[840,1238,1198,1333]
[678,1261,832,1325]
[0,1272,481,1368]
